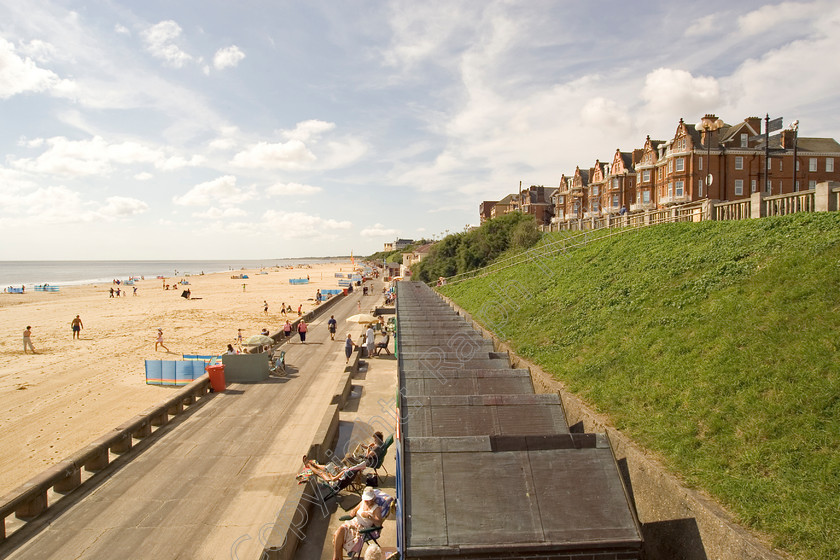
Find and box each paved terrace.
[396,281,643,560]
[2,283,394,560]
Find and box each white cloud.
[266,182,323,196]
[281,120,336,142]
[208,138,237,151]
[173,175,253,206]
[360,223,399,237]
[142,20,193,68]
[641,68,720,121]
[580,97,633,135]
[98,196,149,218]
[0,37,74,99]
[134,172,154,181]
[2,186,147,225]
[8,136,200,176]
[115,24,131,36]
[17,40,58,63]
[213,45,245,70]
[685,14,720,38]
[262,210,352,238]
[738,2,821,35]
[231,140,316,169]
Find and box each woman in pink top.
[297,319,308,343]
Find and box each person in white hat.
[332,487,382,560]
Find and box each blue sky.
[2,0,839,260]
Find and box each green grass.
[439,213,840,560]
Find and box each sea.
[0,258,348,289]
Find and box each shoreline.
[0,260,359,496]
[0,256,352,289]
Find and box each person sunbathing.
[301,455,365,484]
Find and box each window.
[558,196,564,204]
[592,185,599,196]
[698,179,703,198]
[796,160,800,171]
[612,178,619,189]
[676,158,684,172]
[668,159,673,173]
[667,182,673,197]
[779,160,783,172]
[809,158,817,172]
[795,180,800,192]
[643,170,651,182]
[592,201,599,211]
[735,156,744,170]
[612,194,619,208]
[642,190,651,203]
[675,180,684,197]
[809,180,816,189]
[828,158,835,172]
[735,179,744,196]
[766,179,771,194]
[751,179,757,193]
[699,158,703,170]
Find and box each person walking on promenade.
[344,333,357,364]
[23,326,36,354]
[71,315,84,340]
[327,315,337,340]
[298,319,308,343]
[283,320,292,339]
[155,328,169,352]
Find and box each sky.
[2,0,840,260]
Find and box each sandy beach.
[0,261,357,496]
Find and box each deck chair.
[270,350,286,374]
[319,461,368,501]
[340,489,395,560]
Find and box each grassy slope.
[439,213,840,560]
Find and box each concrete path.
[5,286,387,560]
[295,347,398,560]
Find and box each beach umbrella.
[244,334,274,347]
[346,313,378,324]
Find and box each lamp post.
[695,114,725,198]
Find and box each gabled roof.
[497,193,515,205]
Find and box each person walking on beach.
[264,300,269,314]
[109,287,114,298]
[155,328,169,352]
[23,326,36,354]
[280,303,287,317]
[297,319,308,343]
[327,315,337,340]
[344,333,357,364]
[71,315,84,340]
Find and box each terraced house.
[484,113,840,226]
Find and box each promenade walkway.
[3,286,385,560]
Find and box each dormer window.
[740,133,748,147]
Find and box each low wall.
[0,375,213,545]
[439,295,790,560]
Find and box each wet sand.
[0,261,356,496]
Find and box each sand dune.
[0,261,358,496]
